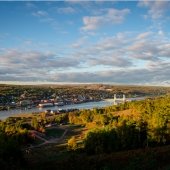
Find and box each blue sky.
[0,1,170,85]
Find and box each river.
[0,97,146,120]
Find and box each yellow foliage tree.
[67,136,77,150]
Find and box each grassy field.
[45,128,65,139]
[31,137,44,145]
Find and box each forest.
[0,94,170,169]
[69,95,170,151]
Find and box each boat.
[54,102,64,106]
[38,103,54,108]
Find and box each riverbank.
[0,97,147,120]
[0,99,116,120]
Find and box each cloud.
[82,16,102,31]
[0,46,170,85]
[128,40,160,61]
[32,10,48,17]
[9,60,168,85]
[128,32,170,61]
[0,49,79,74]
[138,0,170,19]
[70,33,134,68]
[71,36,88,48]
[136,31,152,40]
[1,29,170,85]
[88,55,133,68]
[81,8,130,31]
[0,48,86,82]
[70,30,170,72]
[57,7,76,14]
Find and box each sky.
[0,0,170,86]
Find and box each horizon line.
[0,81,169,87]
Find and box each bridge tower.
[123,94,126,101]
[114,94,125,102]
[114,94,116,101]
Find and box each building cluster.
[0,93,103,110]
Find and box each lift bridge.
[113,94,126,102]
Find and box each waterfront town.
[0,84,169,112]
[1,93,102,110]
[0,87,109,111]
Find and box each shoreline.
[0,97,147,121]
[0,99,108,120]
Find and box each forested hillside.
[0,95,170,169]
[68,95,170,152]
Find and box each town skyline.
[0,1,170,86]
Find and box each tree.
[31,117,39,130]
[67,136,77,151]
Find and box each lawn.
[45,128,65,139]
[32,137,44,145]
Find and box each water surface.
[0,97,146,120]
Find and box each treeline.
[68,103,129,126]
[67,95,170,154]
[0,118,32,169]
[81,84,170,96]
